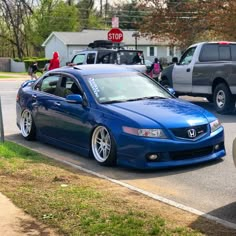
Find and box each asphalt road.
[1,79,236,228]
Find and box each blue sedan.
[16,64,225,169]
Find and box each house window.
[169,46,174,57]
[150,47,155,56]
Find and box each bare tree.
[0,0,33,59]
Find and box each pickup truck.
[160,41,236,114]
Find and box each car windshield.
[85,72,173,104]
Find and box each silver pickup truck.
[161,41,236,114]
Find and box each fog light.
[148,154,159,161]
[214,144,220,151]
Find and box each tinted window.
[117,51,144,65]
[97,51,115,63]
[219,46,231,60]
[199,44,218,61]
[86,53,96,64]
[231,45,236,61]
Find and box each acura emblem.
[187,129,196,138]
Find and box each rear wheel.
[213,83,235,114]
[91,126,116,166]
[20,109,36,140]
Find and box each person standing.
[28,62,40,80]
[150,57,163,80]
[49,51,60,70]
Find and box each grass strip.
[0,141,209,235]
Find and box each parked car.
[160,41,236,114]
[16,64,225,169]
[70,40,146,73]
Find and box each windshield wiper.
[142,96,166,100]
[126,96,166,102]
[101,100,125,104]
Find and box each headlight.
[210,119,221,133]
[122,126,167,138]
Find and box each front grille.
[170,124,208,140]
[169,142,224,161]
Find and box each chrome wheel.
[216,90,225,109]
[92,126,111,163]
[20,109,36,140]
[91,125,117,166]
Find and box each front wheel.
[20,109,36,140]
[213,83,235,114]
[91,126,117,166]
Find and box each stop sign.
[107,28,123,43]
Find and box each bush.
[24,58,50,71]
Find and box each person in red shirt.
[49,51,60,70]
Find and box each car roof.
[77,48,115,53]
[189,41,236,48]
[57,64,138,76]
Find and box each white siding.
[45,36,68,66]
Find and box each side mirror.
[66,94,83,104]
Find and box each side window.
[55,76,80,98]
[97,51,112,64]
[34,75,60,95]
[86,53,96,64]
[231,45,236,61]
[179,47,196,65]
[72,54,86,64]
[219,46,231,60]
[199,44,218,62]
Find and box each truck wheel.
[213,83,235,114]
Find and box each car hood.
[105,98,212,128]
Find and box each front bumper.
[116,127,225,169]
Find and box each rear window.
[231,45,236,61]
[199,44,219,61]
[199,44,232,61]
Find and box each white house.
[42,30,181,66]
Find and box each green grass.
[0,141,204,236]
[0,75,17,79]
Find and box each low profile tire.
[91,126,116,166]
[20,109,36,140]
[213,83,235,114]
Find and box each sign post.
[107,28,123,43]
[0,96,4,143]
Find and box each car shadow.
[6,133,225,179]
[189,202,236,235]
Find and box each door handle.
[32,94,37,99]
[54,102,61,106]
[186,68,191,72]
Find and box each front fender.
[161,64,174,87]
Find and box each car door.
[172,46,197,93]
[34,74,92,149]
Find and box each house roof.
[42,30,169,47]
